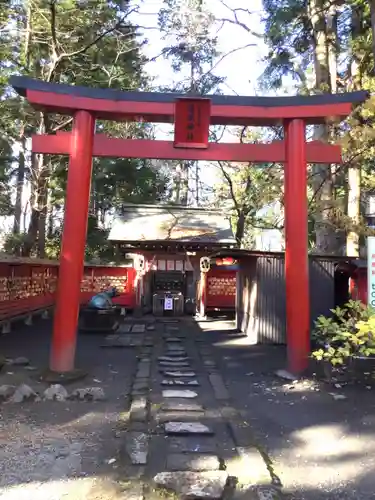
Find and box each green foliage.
[158,0,224,93]
[312,300,375,366]
[213,128,284,246]
[0,0,168,258]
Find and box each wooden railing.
[206,269,237,311]
[0,259,137,324]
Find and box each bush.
[311,300,375,367]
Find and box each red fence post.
[284,119,310,375]
[50,110,95,373]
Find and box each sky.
[128,0,270,206]
[135,0,266,94]
[130,0,267,140]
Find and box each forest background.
[1,0,375,261]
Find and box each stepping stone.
[159,361,190,368]
[130,397,147,421]
[136,361,151,378]
[154,471,228,498]
[159,356,189,362]
[169,437,216,453]
[204,360,216,367]
[162,351,187,358]
[209,374,229,400]
[226,361,241,368]
[162,401,204,412]
[133,380,149,392]
[164,371,196,378]
[166,453,221,471]
[165,337,182,343]
[118,324,132,333]
[167,344,186,350]
[125,432,149,464]
[165,422,214,435]
[132,324,146,333]
[101,336,139,348]
[162,390,198,399]
[161,379,199,386]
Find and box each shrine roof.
[108,204,236,249]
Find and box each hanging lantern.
[200,256,211,273]
[222,257,235,266]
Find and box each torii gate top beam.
[11,76,368,126]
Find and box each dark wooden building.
[211,250,357,344]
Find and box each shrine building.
[108,204,238,317]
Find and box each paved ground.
[1,315,375,499]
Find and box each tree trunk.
[347,166,361,256]
[344,5,364,257]
[235,210,246,247]
[47,202,54,239]
[13,134,26,235]
[369,0,375,70]
[180,162,189,205]
[14,2,31,237]
[22,153,44,257]
[195,162,199,206]
[37,158,51,258]
[309,0,338,254]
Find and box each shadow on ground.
[197,316,375,500]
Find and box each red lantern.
[222,257,235,266]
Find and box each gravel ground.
[0,319,139,499]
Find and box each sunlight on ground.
[276,423,375,491]
[213,337,257,347]
[0,477,126,500]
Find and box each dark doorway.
[334,263,353,309]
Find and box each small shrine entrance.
[11,75,367,376]
[108,204,237,318]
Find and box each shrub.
[311,300,375,367]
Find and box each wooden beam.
[32,132,342,164]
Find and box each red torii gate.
[11,76,367,376]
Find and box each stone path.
[121,319,279,500]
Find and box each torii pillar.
[10,75,368,377]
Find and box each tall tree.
[0,0,166,259]
[158,0,224,206]
[261,0,373,255]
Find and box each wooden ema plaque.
[174,97,211,149]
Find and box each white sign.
[176,260,183,271]
[164,297,173,310]
[368,237,375,308]
[167,260,175,271]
